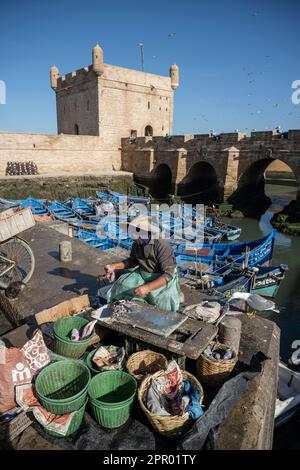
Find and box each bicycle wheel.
[0,237,35,287]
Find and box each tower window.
[74,124,79,135]
[87,100,89,111]
[74,102,77,111]
[166,108,168,112]
[148,101,151,110]
[159,107,161,111]
[162,125,164,131]
[63,105,65,114]
[145,125,153,137]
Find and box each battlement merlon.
[51,63,178,93]
[121,130,300,148]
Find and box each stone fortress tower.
[50,44,179,149]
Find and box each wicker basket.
[126,350,168,382]
[196,343,238,387]
[138,370,204,438]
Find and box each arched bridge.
[121,130,300,213]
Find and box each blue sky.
[0,0,299,135]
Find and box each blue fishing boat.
[96,191,115,201]
[66,198,98,220]
[108,190,128,204]
[21,197,49,215]
[0,198,22,208]
[127,194,150,205]
[69,219,98,231]
[75,229,114,250]
[184,208,242,241]
[175,231,276,269]
[250,264,288,297]
[180,263,287,298]
[46,200,79,222]
[198,271,254,300]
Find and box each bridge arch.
[149,163,173,200]
[229,157,298,216]
[177,161,222,204]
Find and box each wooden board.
[96,316,217,360]
[93,302,188,338]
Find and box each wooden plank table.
[96,315,218,368]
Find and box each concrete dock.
[0,223,280,450]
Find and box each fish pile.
[70,320,97,341]
[92,345,125,371]
[146,361,203,419]
[183,301,221,323]
[110,300,131,320]
[203,344,234,361]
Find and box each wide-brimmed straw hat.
[128,215,160,236]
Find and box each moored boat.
[175,231,276,268]
[275,361,300,427]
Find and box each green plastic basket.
[45,398,88,438]
[54,333,91,359]
[53,317,95,359]
[54,316,91,340]
[85,349,102,376]
[84,349,124,377]
[35,360,91,415]
[88,371,137,428]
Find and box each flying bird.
[168,33,176,38]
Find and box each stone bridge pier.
[121,130,300,216]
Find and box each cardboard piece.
[0,411,34,443]
[35,295,91,325]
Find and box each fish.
[80,320,97,339]
[70,329,80,341]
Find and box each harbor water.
[224,183,300,362]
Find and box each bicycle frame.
[0,253,15,276]
[0,236,22,285]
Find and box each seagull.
[228,292,279,313]
[168,32,176,38]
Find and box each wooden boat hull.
[251,265,288,298]
[176,231,276,268]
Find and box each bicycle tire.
[0,237,35,287]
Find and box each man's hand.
[104,264,115,283]
[134,284,151,297]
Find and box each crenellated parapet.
[54,65,95,91]
[122,129,300,151]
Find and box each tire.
[0,237,35,288]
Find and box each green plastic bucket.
[88,371,137,428]
[35,360,91,415]
[53,317,95,359]
[45,398,88,438]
